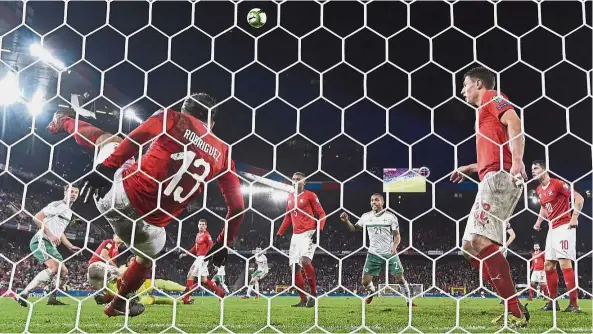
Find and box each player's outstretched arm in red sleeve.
[215,160,246,246]
[277,199,292,236]
[310,193,327,231]
[102,110,171,168]
[188,243,198,256]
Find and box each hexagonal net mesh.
[0,0,591,333]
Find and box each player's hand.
[48,234,61,246]
[450,166,470,183]
[274,234,285,245]
[68,245,81,253]
[568,217,578,229]
[178,253,186,259]
[206,241,227,267]
[510,160,527,185]
[340,212,348,223]
[80,163,118,203]
[390,245,397,256]
[533,222,541,231]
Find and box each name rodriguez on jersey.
[183,129,222,163]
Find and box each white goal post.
[378,283,425,298]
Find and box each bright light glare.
[0,72,21,106]
[26,89,45,116]
[530,196,538,204]
[272,191,289,202]
[124,108,142,123]
[241,185,289,202]
[29,43,66,71]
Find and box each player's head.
[531,160,547,183]
[127,255,135,266]
[64,184,79,204]
[181,93,218,128]
[462,66,496,106]
[255,247,262,255]
[198,218,207,232]
[370,193,385,212]
[113,234,122,245]
[292,172,306,192]
[534,243,540,251]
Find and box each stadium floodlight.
[271,190,289,202]
[29,43,66,71]
[0,72,21,106]
[26,89,45,116]
[124,108,142,123]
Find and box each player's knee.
[300,257,311,266]
[394,274,404,283]
[470,234,492,252]
[461,241,475,258]
[544,261,556,271]
[558,259,572,270]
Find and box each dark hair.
[199,218,207,224]
[464,66,496,90]
[532,160,546,169]
[181,93,218,123]
[64,184,78,191]
[371,193,385,201]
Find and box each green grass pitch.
[0,296,591,333]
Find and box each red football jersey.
[188,231,213,256]
[476,90,514,181]
[102,109,238,228]
[89,239,119,265]
[278,190,327,235]
[531,250,544,271]
[536,178,572,229]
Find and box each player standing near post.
[242,247,268,299]
[451,67,529,327]
[532,160,584,313]
[15,185,81,307]
[277,172,327,307]
[212,265,230,294]
[339,194,415,307]
[179,219,225,304]
[46,93,245,317]
[528,243,546,301]
[87,234,123,304]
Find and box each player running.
[179,219,225,304]
[212,265,230,294]
[14,185,81,307]
[451,66,529,328]
[46,93,245,317]
[242,247,268,299]
[528,243,547,301]
[277,172,326,308]
[339,193,415,307]
[532,160,584,313]
[87,235,123,303]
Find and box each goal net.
[0,0,591,333]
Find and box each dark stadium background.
[0,1,591,296]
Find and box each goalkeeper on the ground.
[96,256,186,306]
[340,193,416,307]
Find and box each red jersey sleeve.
[102,110,174,168]
[555,179,572,198]
[214,160,246,245]
[309,192,327,231]
[277,199,292,236]
[483,91,514,120]
[188,242,198,255]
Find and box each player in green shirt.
[340,193,416,307]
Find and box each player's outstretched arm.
[339,212,361,232]
[569,191,585,228]
[310,194,327,231]
[450,164,478,183]
[533,206,547,231]
[60,234,80,252]
[277,200,292,236]
[392,230,401,255]
[506,228,516,247]
[500,110,527,181]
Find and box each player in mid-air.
[179,219,225,304]
[46,93,245,316]
[14,185,81,307]
[532,160,584,313]
[528,243,546,301]
[277,172,326,307]
[340,193,415,307]
[242,247,268,299]
[212,264,230,294]
[451,66,529,327]
[87,234,123,304]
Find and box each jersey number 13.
[164,151,211,203]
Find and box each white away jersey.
[39,200,74,240]
[356,211,399,255]
[255,254,268,271]
[216,266,225,276]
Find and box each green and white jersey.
[216,266,226,276]
[355,211,398,255]
[255,254,268,272]
[37,200,73,241]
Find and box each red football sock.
[203,279,225,297]
[562,268,578,307]
[113,258,150,305]
[479,244,521,318]
[183,278,194,301]
[294,271,307,302]
[545,269,558,299]
[469,256,492,285]
[541,283,548,297]
[303,264,317,297]
[103,294,114,303]
[62,116,106,150]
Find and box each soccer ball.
[247,8,266,28]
